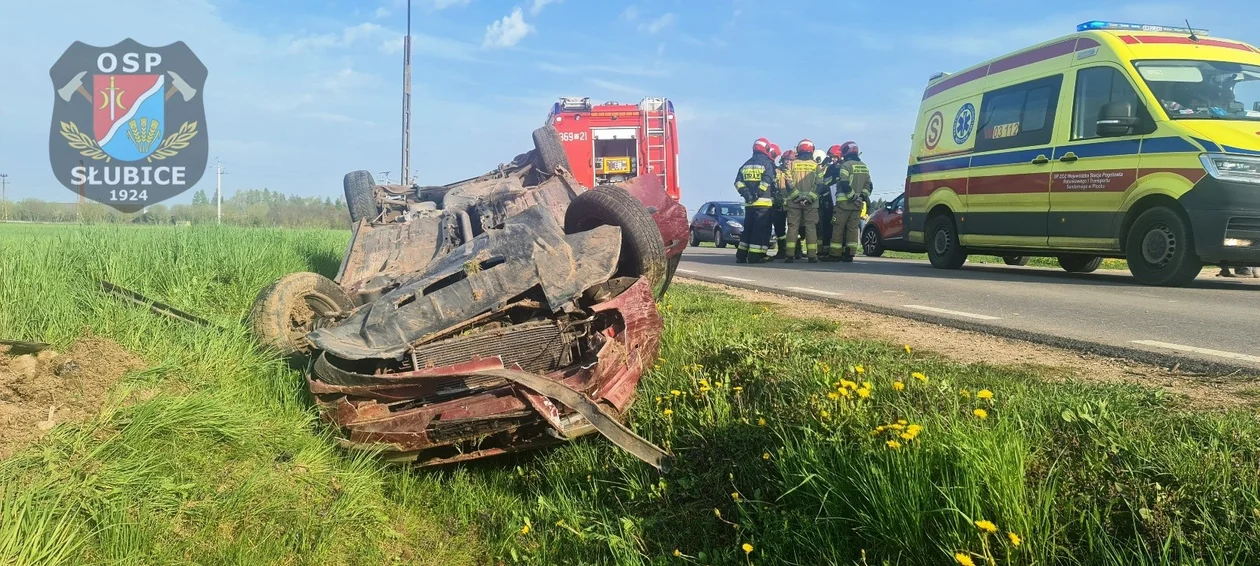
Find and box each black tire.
[926,214,967,269]
[565,186,669,298]
[532,125,572,174]
[250,272,355,357]
[343,170,379,224]
[714,229,727,249]
[861,226,884,257]
[1057,255,1103,273]
[689,229,701,247]
[1003,256,1030,266]
[661,255,680,296]
[1125,207,1203,287]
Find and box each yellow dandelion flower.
[655,396,662,404]
[856,387,871,399]
[886,440,902,449]
[837,387,851,397]
[716,381,724,388]
[1007,532,1022,546]
[904,344,912,354]
[827,392,839,400]
[960,389,971,399]
[954,553,975,566]
[762,452,771,460]
[673,549,682,557]
[897,419,908,425]
[906,424,923,435]
[863,381,873,389]
[893,381,906,391]
[670,390,681,396]
[757,417,767,427]
[840,379,858,390]
[663,408,674,416]
[700,386,711,393]
[854,365,866,374]
[742,543,754,555]
[977,389,994,400]
[820,409,831,418]
[973,408,988,420]
[974,520,998,533]
[900,432,915,441]
[912,372,927,382]
[699,379,711,388]
[713,508,722,518]
[520,525,530,535]
[889,423,905,431]
[730,492,741,501]
[733,386,743,392]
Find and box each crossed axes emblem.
[56,70,197,103]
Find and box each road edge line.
[676,275,1258,377]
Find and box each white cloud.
[620,6,639,22]
[285,22,387,54]
[530,0,560,15]
[639,13,676,35]
[373,6,390,18]
[482,7,534,49]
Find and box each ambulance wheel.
[1003,256,1030,266]
[532,125,572,174]
[1125,207,1203,287]
[1057,255,1102,273]
[714,229,728,249]
[861,226,884,257]
[926,215,967,269]
[343,170,379,224]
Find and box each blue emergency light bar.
[1076,20,1209,35]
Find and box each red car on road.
[861,194,924,257]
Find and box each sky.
[1,0,1257,216]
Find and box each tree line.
[0,189,350,229]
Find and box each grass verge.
[1,223,1256,565]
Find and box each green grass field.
[1,223,1256,565]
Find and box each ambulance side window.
[1072,67,1142,140]
[974,75,1063,153]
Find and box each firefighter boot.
[840,249,855,263]
[735,247,748,264]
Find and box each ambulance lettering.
[988,122,1021,140]
[1050,170,1135,192]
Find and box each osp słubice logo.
[48,39,208,212]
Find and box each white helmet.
[812,149,826,164]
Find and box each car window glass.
[1073,66,1140,140]
[705,204,716,215]
[719,205,743,216]
[975,75,1062,152]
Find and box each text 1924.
[110,189,149,202]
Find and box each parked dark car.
[689,201,745,249]
[862,194,925,257]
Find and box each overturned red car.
[250,127,688,469]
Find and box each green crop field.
[1,223,1257,566]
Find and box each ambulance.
[906,21,1260,286]
[545,97,681,201]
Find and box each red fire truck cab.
[545,97,680,201]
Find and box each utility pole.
[215,160,224,224]
[400,0,413,186]
[77,160,85,222]
[0,173,8,223]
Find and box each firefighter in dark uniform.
[783,139,822,263]
[829,141,872,262]
[816,145,842,257]
[771,148,792,260]
[733,138,778,264]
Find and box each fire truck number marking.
[559,132,588,142]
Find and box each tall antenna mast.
[401,0,413,186]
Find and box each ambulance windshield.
[1136,60,1260,121]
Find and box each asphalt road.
[676,247,1260,373]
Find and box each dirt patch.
[0,337,145,459]
[683,279,1260,411]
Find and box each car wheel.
[714,228,727,249]
[532,125,572,174]
[661,255,680,295]
[861,226,884,257]
[926,214,967,269]
[1057,254,1103,273]
[250,272,355,358]
[1003,256,1030,266]
[343,170,379,224]
[689,229,701,247]
[564,186,669,298]
[1125,207,1203,286]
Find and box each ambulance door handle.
[1059,152,1079,163]
[1030,155,1050,165]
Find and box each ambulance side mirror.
[1097,102,1138,137]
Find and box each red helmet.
[782,149,796,161]
[753,137,771,156]
[796,139,815,155]
[827,144,843,158]
[840,141,860,158]
[767,143,782,161]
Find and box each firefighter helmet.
[782,149,796,162]
[827,144,843,158]
[767,143,782,161]
[753,138,771,156]
[813,149,826,164]
[796,139,815,156]
[840,141,860,158]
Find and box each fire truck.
[545,97,680,201]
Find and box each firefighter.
[770,145,790,260]
[783,139,822,263]
[733,138,778,264]
[828,141,872,262]
[817,145,843,257]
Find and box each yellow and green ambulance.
[906,21,1260,286]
